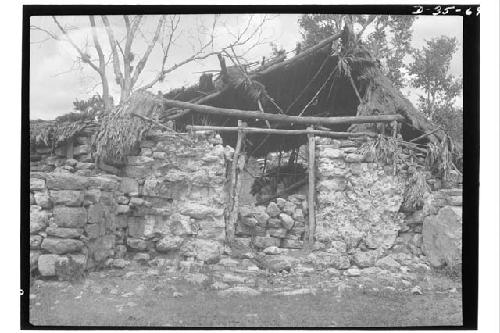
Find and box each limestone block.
[423,206,462,267]
[49,190,84,206]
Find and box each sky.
[29,14,462,120]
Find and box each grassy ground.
[29,267,463,328]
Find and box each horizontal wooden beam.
[162,98,404,126]
[187,125,377,138]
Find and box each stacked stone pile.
[235,194,308,250]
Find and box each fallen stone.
[218,286,261,297]
[30,206,48,234]
[170,213,195,236]
[263,246,282,255]
[116,205,130,214]
[423,206,462,267]
[30,251,40,272]
[258,255,298,273]
[345,267,361,277]
[127,238,148,251]
[185,273,208,285]
[211,281,230,290]
[268,228,288,239]
[112,259,129,269]
[253,236,280,249]
[34,192,51,209]
[283,201,296,215]
[156,235,184,252]
[180,203,223,219]
[38,254,60,276]
[267,218,281,228]
[376,256,401,270]
[282,288,317,296]
[411,286,423,295]
[49,190,84,206]
[279,213,295,230]
[222,273,247,284]
[41,238,85,254]
[276,198,286,208]
[312,252,351,270]
[353,250,380,268]
[240,216,258,228]
[46,173,89,190]
[180,239,223,263]
[30,235,43,249]
[30,178,46,191]
[53,206,87,228]
[365,229,398,249]
[266,202,281,217]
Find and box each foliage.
[425,134,460,180]
[73,94,109,119]
[358,134,405,175]
[407,36,462,120]
[401,170,431,212]
[298,14,416,88]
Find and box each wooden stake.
[307,126,316,249]
[226,120,246,244]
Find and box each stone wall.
[235,194,308,251]
[315,138,406,258]
[30,130,463,279]
[30,130,230,279]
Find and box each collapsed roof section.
[161,31,440,156]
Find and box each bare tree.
[31,14,272,112]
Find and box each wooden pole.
[161,99,404,126]
[187,125,378,137]
[307,126,316,249]
[226,120,246,244]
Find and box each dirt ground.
[28,263,463,328]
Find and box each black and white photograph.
[18,3,489,329]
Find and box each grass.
[29,269,463,328]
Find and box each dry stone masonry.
[30,130,462,280]
[30,129,230,279]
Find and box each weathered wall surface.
[315,138,406,257]
[30,130,463,279]
[30,130,229,279]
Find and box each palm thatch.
[30,114,96,151]
[163,34,444,157]
[93,90,162,166]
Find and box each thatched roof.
[162,34,440,156]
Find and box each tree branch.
[101,15,124,88]
[51,17,101,73]
[131,15,166,87]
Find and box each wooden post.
[307,126,316,249]
[226,120,246,245]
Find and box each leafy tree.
[407,36,462,119]
[298,14,416,88]
[407,36,462,148]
